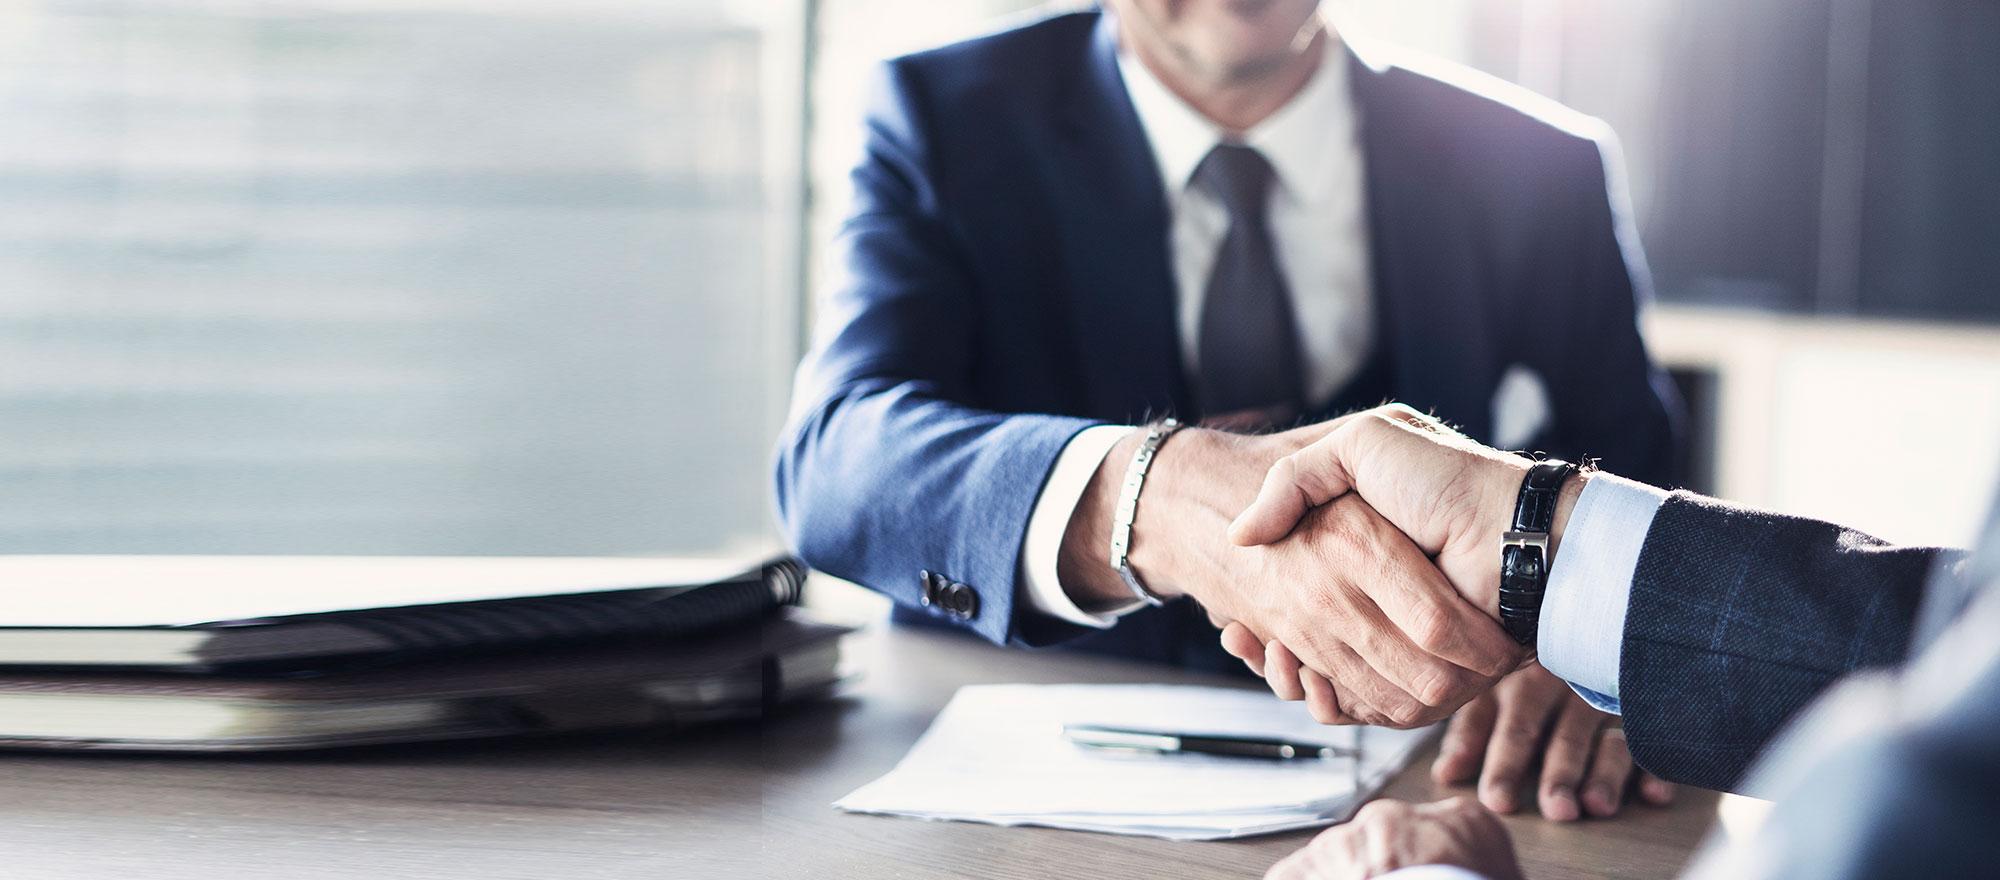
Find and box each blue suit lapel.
[1045,12,1190,423]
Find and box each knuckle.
[1301,585,1345,621]
[1385,700,1427,729]
[1411,663,1464,709]
[1382,402,1425,422]
[1405,602,1456,656]
[1365,410,1404,434]
[1283,628,1330,672]
[1275,452,1307,482]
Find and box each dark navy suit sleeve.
[1522,129,1681,488]
[772,60,1101,646]
[1616,491,1968,791]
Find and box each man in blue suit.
[775,0,1680,819]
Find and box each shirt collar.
[1116,36,1354,206]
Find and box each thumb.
[1227,438,1354,546]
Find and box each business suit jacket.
[1606,475,2000,879]
[1620,492,1973,792]
[774,10,1680,660]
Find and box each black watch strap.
[1498,460,1579,646]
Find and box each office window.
[0,1,806,556]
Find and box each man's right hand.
[1226,404,1577,621]
[1055,421,1522,728]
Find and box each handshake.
[1060,404,1671,820]
[1065,404,1559,725]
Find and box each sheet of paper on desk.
[834,683,1438,841]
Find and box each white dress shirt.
[1020,38,1375,626]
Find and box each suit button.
[918,570,935,606]
[949,583,978,618]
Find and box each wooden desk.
[0,620,1717,879]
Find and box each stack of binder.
[0,554,847,751]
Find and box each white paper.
[835,684,1438,840]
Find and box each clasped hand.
[1213,404,1530,724]
[1164,404,1670,819]
[1146,405,1527,727]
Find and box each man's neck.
[1124,27,1327,137]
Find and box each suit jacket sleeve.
[771,60,1101,646]
[1617,492,1968,791]
[1521,128,1682,488]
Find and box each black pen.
[1062,724,1360,761]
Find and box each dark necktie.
[1192,143,1304,422]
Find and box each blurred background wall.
[0,0,1992,557]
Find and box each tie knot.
[1194,143,1276,219]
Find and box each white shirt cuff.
[1019,425,1146,629]
[1536,472,1668,706]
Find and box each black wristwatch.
[1498,460,1579,646]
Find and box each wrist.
[1056,429,1151,610]
[1468,458,1589,621]
[1055,426,1288,608]
[1120,427,1269,599]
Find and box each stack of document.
[836,683,1437,840]
[0,554,849,751]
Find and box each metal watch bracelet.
[1108,418,1183,607]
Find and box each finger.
[1334,498,1519,679]
[1638,770,1677,806]
[1301,575,1480,723]
[1267,639,1396,724]
[1476,683,1561,814]
[1220,622,1267,677]
[1300,667,1365,725]
[1582,728,1636,817]
[1290,636,1421,727]
[1265,640,1307,701]
[1431,691,1498,785]
[1228,433,1356,547]
[1535,700,1605,822]
[1329,679,1377,728]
